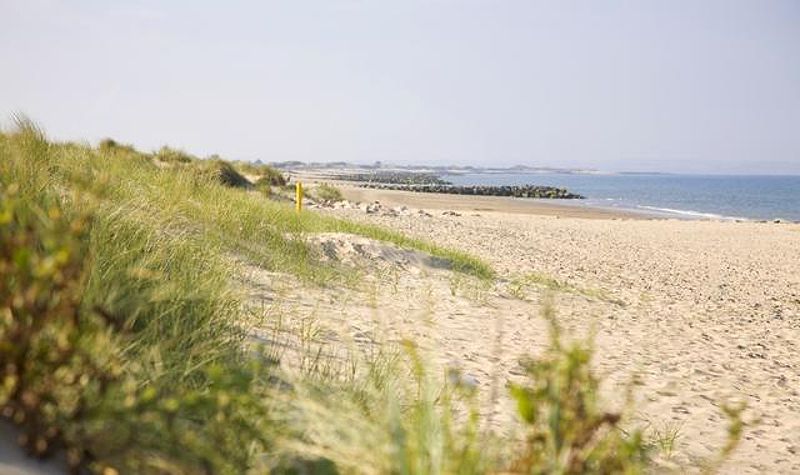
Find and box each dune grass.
[154,145,196,163]
[509,272,625,306]
[312,183,345,202]
[0,118,495,471]
[0,118,273,473]
[233,160,287,186]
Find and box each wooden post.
[295,181,303,213]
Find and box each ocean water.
[441,173,800,221]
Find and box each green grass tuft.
[313,183,344,202]
[155,145,196,163]
[510,272,625,305]
[200,159,252,188]
[234,161,286,186]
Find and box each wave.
[635,205,748,221]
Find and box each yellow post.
[295,181,303,213]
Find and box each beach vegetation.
[510,272,626,306]
[234,161,287,186]
[702,403,746,474]
[98,137,137,155]
[313,183,344,202]
[154,145,196,164]
[0,120,269,473]
[646,420,683,459]
[200,158,253,188]
[509,302,647,473]
[263,340,488,474]
[255,177,273,198]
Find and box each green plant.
[255,177,273,198]
[239,162,286,186]
[702,403,745,474]
[509,301,647,474]
[155,146,195,163]
[98,138,137,154]
[0,183,104,463]
[0,120,271,473]
[0,183,271,473]
[510,272,625,306]
[200,159,252,188]
[314,183,344,202]
[265,341,488,475]
[647,420,683,459]
[254,171,288,196]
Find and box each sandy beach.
[338,184,645,219]
[250,183,800,473]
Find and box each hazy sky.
[2,0,799,173]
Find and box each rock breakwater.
[358,183,584,199]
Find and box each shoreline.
[290,170,799,223]
[321,182,756,222]
[296,176,651,220]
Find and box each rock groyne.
[359,183,584,199]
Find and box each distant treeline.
[335,171,451,185]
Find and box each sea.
[441,173,800,222]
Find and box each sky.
[1,0,798,174]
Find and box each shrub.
[254,171,285,188]
[0,184,271,473]
[0,184,104,464]
[98,138,136,154]
[1,124,271,473]
[509,302,647,473]
[232,161,286,186]
[314,183,344,202]
[202,159,252,188]
[155,146,195,163]
[255,176,273,198]
[261,167,287,186]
